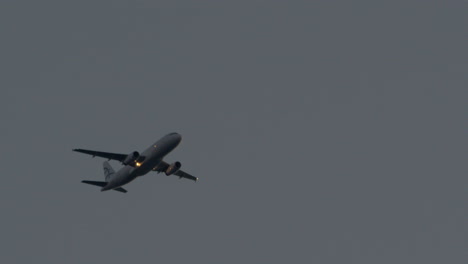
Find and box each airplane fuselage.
[101,133,182,191]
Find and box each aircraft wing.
[73,149,127,162]
[154,161,198,182]
[174,170,198,182]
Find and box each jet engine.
[123,151,140,165]
[165,162,181,176]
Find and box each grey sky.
[1,1,466,263]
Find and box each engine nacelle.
[123,151,140,165]
[165,161,181,176]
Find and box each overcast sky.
[1,1,466,263]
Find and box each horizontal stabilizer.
[81,180,128,193]
[81,180,107,187]
[114,187,128,193]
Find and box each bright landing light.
[136,162,142,167]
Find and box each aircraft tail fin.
[103,161,115,181]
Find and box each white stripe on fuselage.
[102,133,182,191]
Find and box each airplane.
[73,132,197,193]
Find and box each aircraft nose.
[166,132,182,145]
[173,133,182,142]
